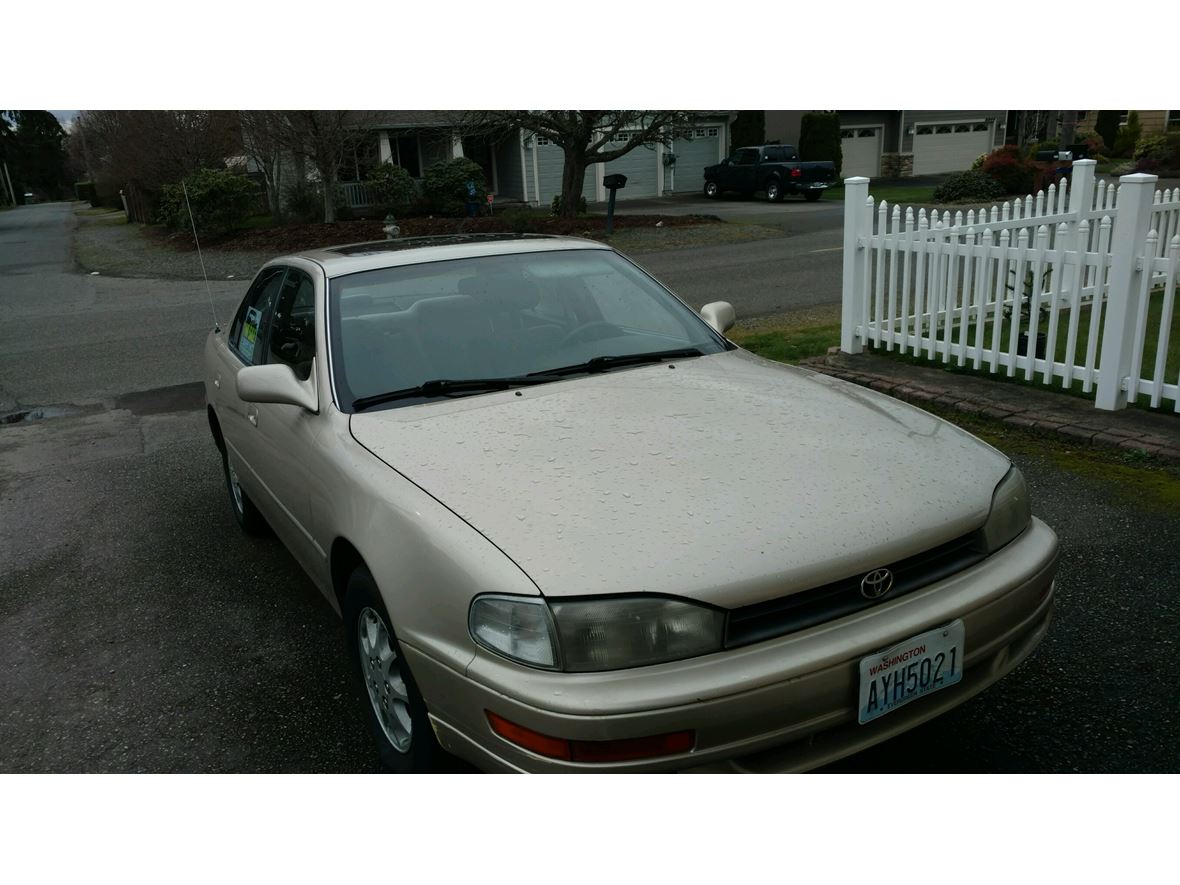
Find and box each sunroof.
[328,234,553,257]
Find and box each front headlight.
[550,596,725,672]
[469,594,725,672]
[979,467,1032,553]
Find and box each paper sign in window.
[240,306,262,362]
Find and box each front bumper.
[405,518,1058,772]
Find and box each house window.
[536,135,551,146]
[935,125,953,134]
[841,129,855,138]
[706,127,718,137]
[954,124,972,133]
[1118,111,1129,124]
[916,126,934,135]
[1168,110,1180,130]
[972,122,989,131]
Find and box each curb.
[800,352,1180,466]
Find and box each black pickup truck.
[703,145,838,202]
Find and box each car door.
[728,147,759,192]
[210,265,288,494]
[243,265,329,578]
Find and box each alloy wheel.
[357,607,412,753]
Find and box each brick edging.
[799,356,1180,465]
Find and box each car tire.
[766,180,782,202]
[704,180,720,199]
[803,191,823,202]
[344,566,439,773]
[221,448,268,535]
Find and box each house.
[348,111,736,206]
[765,110,1010,178]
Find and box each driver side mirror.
[700,301,735,335]
[237,360,318,412]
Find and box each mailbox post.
[603,173,627,235]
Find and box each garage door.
[912,122,992,175]
[603,131,659,199]
[840,127,881,178]
[666,125,722,194]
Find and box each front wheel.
[703,180,720,199]
[344,567,440,773]
[803,190,823,202]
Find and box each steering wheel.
[559,321,625,349]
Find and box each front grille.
[723,531,986,649]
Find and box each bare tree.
[238,110,288,222]
[275,111,378,223]
[73,110,241,207]
[463,111,697,217]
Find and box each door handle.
[247,407,258,427]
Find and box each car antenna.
[183,181,221,332]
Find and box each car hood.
[349,350,1010,608]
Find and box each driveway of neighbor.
[1,200,1178,773]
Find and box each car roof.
[274,234,613,278]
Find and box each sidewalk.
[801,350,1180,463]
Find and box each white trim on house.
[531,137,541,207]
[451,133,464,159]
[379,131,392,164]
[519,129,529,203]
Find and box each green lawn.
[821,183,937,204]
[874,286,1180,411]
[728,318,841,363]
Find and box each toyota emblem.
[860,568,894,600]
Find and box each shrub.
[1134,133,1180,171]
[730,111,765,149]
[932,170,1004,203]
[75,180,98,206]
[364,162,416,212]
[283,181,322,223]
[502,208,538,234]
[1094,111,1120,152]
[799,112,842,178]
[551,194,587,216]
[981,146,1037,195]
[1112,111,1141,158]
[157,168,260,237]
[422,158,487,216]
[970,154,988,171]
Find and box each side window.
[732,148,758,166]
[265,269,317,381]
[229,267,287,365]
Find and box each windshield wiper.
[532,347,705,378]
[353,374,562,412]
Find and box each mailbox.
[603,173,628,190]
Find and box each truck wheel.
[804,191,823,202]
[766,180,782,202]
[704,180,720,199]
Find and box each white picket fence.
[840,160,1180,411]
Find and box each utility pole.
[2,162,16,207]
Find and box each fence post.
[840,176,871,354]
[1095,172,1158,410]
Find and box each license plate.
[857,621,964,724]
[810,182,828,189]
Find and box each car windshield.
[328,248,729,410]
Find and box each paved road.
[608,192,846,318]
[2,202,1177,773]
[0,203,245,412]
